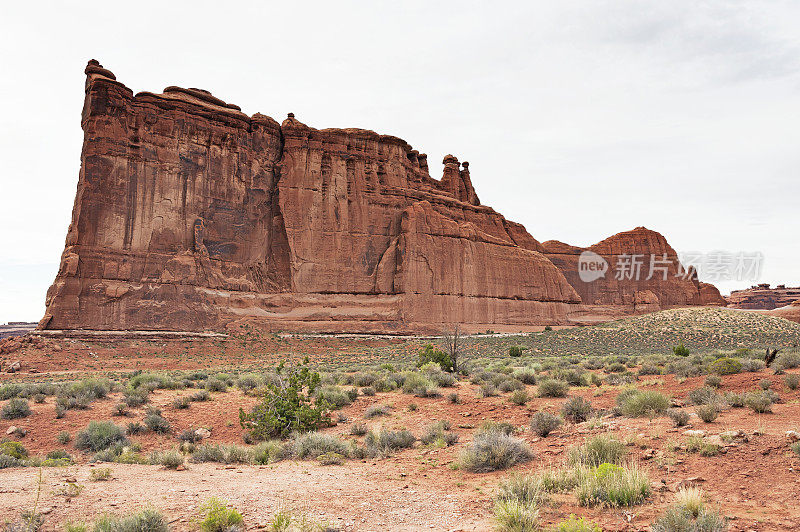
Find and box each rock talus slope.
[40,61,721,333]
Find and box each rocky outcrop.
[727,284,800,310]
[40,60,583,333]
[698,283,727,307]
[542,227,713,313]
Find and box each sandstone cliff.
[41,61,723,333]
[542,227,720,314]
[727,284,800,310]
[40,61,582,333]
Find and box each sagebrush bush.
[704,375,722,388]
[568,435,626,467]
[93,507,169,532]
[90,467,113,481]
[745,391,773,413]
[350,422,368,436]
[75,421,128,452]
[420,420,458,447]
[651,505,727,532]
[0,441,28,459]
[554,514,601,532]
[616,388,669,417]
[514,369,537,385]
[575,463,649,507]
[709,357,742,375]
[57,430,72,444]
[667,409,690,427]
[695,404,719,422]
[199,497,243,532]
[190,444,252,464]
[1,398,31,419]
[458,431,533,472]
[688,386,719,406]
[493,499,538,532]
[364,428,416,458]
[363,404,390,419]
[537,379,569,398]
[531,411,562,437]
[784,374,800,390]
[509,389,529,405]
[561,396,593,423]
[315,385,355,409]
[289,432,350,459]
[144,411,171,434]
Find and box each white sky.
[1,1,798,324]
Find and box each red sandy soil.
[2,367,800,531]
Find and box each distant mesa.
[39,60,724,334]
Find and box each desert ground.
[2,307,800,531]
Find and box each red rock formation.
[542,227,714,313]
[727,284,800,310]
[40,61,582,333]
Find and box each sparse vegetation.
[458,431,533,472]
[531,411,562,437]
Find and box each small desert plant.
[695,404,719,423]
[205,377,228,392]
[315,386,355,410]
[575,463,650,507]
[57,431,72,444]
[420,420,458,447]
[478,383,499,397]
[785,374,800,390]
[349,422,368,436]
[93,507,168,532]
[122,388,150,407]
[112,403,129,416]
[364,428,416,458]
[1,397,32,419]
[791,441,800,458]
[568,435,626,467]
[75,421,128,452]
[288,432,350,460]
[709,357,742,375]
[126,421,146,435]
[561,396,593,423]
[447,392,460,404]
[759,378,772,390]
[317,451,345,465]
[416,344,453,371]
[553,514,601,531]
[672,343,690,357]
[0,441,28,459]
[616,388,670,418]
[674,486,704,517]
[509,389,529,405]
[172,396,190,410]
[667,409,690,427]
[144,411,171,434]
[361,386,376,396]
[531,411,562,437]
[651,505,727,532]
[363,404,390,419]
[704,375,722,388]
[493,499,539,532]
[745,391,773,413]
[155,449,184,469]
[190,390,210,402]
[537,379,569,398]
[508,346,525,357]
[90,467,113,481]
[458,431,533,472]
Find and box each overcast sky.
[1,1,798,324]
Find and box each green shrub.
[554,514,601,532]
[513,369,537,385]
[0,383,23,400]
[205,377,228,393]
[190,444,253,464]
[144,411,171,434]
[57,431,72,444]
[288,432,350,460]
[704,375,722,388]
[90,467,113,481]
[0,441,28,459]
[478,383,499,397]
[458,431,533,472]
[576,463,649,507]
[363,404,390,419]
[617,389,670,418]
[688,386,719,406]
[667,409,690,427]
[568,435,626,467]
[561,396,593,423]
[420,420,458,447]
[190,390,210,402]
[252,440,286,465]
[75,421,128,452]
[673,343,690,357]
[1,397,31,419]
[315,385,355,410]
[709,357,741,375]
[123,388,150,407]
[651,505,727,532]
[784,374,800,390]
[240,362,330,440]
[509,389,529,406]
[364,429,416,458]
[417,344,453,371]
[94,507,168,532]
[493,499,538,532]
[497,379,524,393]
[198,498,243,532]
[0,454,22,468]
[508,346,525,358]
[350,422,368,436]
[172,396,190,410]
[531,411,562,437]
[537,379,569,398]
[695,404,719,422]
[745,391,773,413]
[154,450,184,469]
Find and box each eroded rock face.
[40,61,583,333]
[727,284,800,310]
[542,227,712,313]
